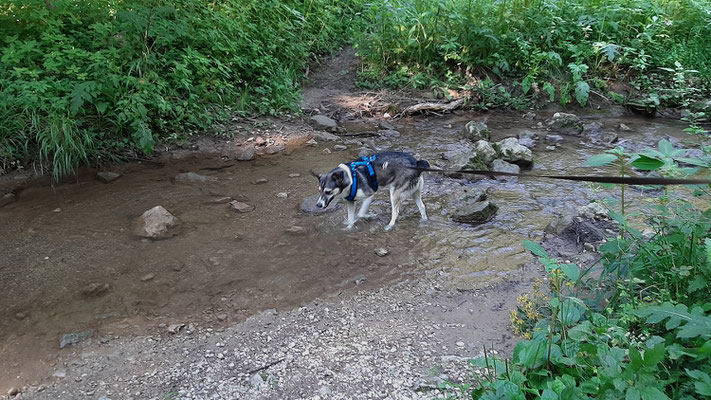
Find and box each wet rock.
[523,111,537,120]
[333,144,348,151]
[226,146,256,161]
[461,188,487,203]
[300,195,342,214]
[0,192,17,208]
[496,137,533,167]
[60,330,93,349]
[490,159,520,182]
[140,273,155,282]
[583,121,603,136]
[375,248,389,257]
[309,115,338,132]
[578,202,608,220]
[175,172,217,183]
[546,112,583,135]
[264,144,285,154]
[378,120,395,130]
[80,283,111,297]
[230,200,255,213]
[452,200,498,224]
[517,130,539,141]
[461,120,491,142]
[545,134,563,143]
[312,131,339,142]
[546,145,557,151]
[378,129,401,137]
[618,123,632,132]
[563,217,606,245]
[545,214,575,235]
[132,206,180,239]
[518,137,536,149]
[598,131,619,144]
[474,140,497,166]
[97,172,121,183]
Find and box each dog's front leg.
[345,201,357,229]
[385,187,401,231]
[357,196,375,219]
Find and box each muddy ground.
[0,47,704,399]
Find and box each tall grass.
[0,0,363,179]
[355,0,711,105]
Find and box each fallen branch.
[248,357,286,375]
[402,98,465,115]
[338,131,380,137]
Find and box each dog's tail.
[415,159,430,175]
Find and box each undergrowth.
[441,129,711,399]
[354,0,711,109]
[0,0,363,178]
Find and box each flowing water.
[0,109,699,388]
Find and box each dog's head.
[312,167,348,208]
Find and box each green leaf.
[523,240,548,258]
[543,82,555,101]
[643,342,665,366]
[585,153,618,167]
[629,347,643,371]
[658,139,674,156]
[631,155,664,171]
[513,340,547,368]
[521,76,532,95]
[575,81,590,107]
[559,263,579,282]
[626,387,641,400]
[95,102,109,114]
[685,369,711,396]
[638,387,669,400]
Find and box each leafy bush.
[0,0,363,178]
[354,0,711,106]
[442,137,711,399]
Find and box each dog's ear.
[310,170,321,180]
[332,170,344,185]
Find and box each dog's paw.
[383,224,394,231]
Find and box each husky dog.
[313,151,430,230]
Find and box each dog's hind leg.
[357,196,375,219]
[385,186,402,231]
[345,201,357,229]
[414,176,427,221]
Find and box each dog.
[313,151,430,230]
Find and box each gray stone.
[8,387,19,396]
[461,121,491,142]
[309,115,338,132]
[52,369,67,378]
[618,123,632,132]
[378,129,401,137]
[300,195,342,215]
[375,248,389,257]
[230,201,255,213]
[0,192,17,208]
[140,273,155,282]
[518,137,536,149]
[578,202,608,220]
[285,226,307,235]
[175,172,217,183]
[319,386,333,397]
[545,214,575,235]
[545,134,564,143]
[312,131,340,142]
[132,206,180,239]
[461,188,487,203]
[97,172,121,183]
[289,173,301,178]
[495,137,533,167]
[333,144,348,151]
[474,140,497,166]
[452,201,498,224]
[250,373,265,388]
[491,159,520,182]
[523,112,537,120]
[546,112,583,135]
[564,217,606,244]
[221,144,256,161]
[598,131,619,144]
[254,178,268,184]
[60,330,93,348]
[517,130,539,141]
[80,283,110,297]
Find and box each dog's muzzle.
[316,195,332,208]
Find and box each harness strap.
[346,156,378,201]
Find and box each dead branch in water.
[402,98,465,115]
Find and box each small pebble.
[375,248,389,257]
[288,173,301,178]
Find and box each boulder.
[546,112,583,135]
[452,200,498,224]
[461,121,491,142]
[309,115,338,132]
[495,137,533,167]
[491,159,520,182]
[222,145,255,161]
[311,131,340,142]
[474,140,498,166]
[133,206,180,239]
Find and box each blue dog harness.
[346,155,378,201]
